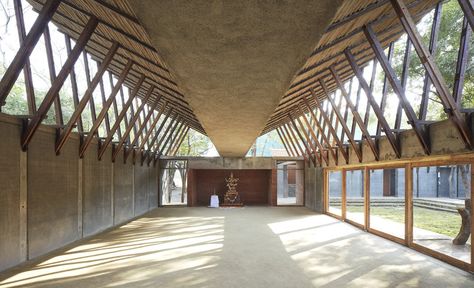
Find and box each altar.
[221,172,243,207]
[188,169,273,206]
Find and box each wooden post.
[166,124,186,155]
[276,127,293,157]
[156,117,181,154]
[97,62,111,133]
[22,16,98,150]
[297,105,327,166]
[453,17,471,105]
[162,121,185,156]
[98,75,145,160]
[405,163,413,246]
[342,169,347,220]
[138,102,168,152]
[112,84,154,162]
[419,2,442,120]
[377,42,394,138]
[13,0,36,114]
[320,78,362,162]
[0,0,61,108]
[64,35,83,133]
[80,60,133,158]
[124,96,161,162]
[390,0,473,149]
[303,98,337,164]
[364,166,370,230]
[82,51,97,128]
[330,66,379,160]
[311,88,349,164]
[344,48,401,158]
[147,116,180,165]
[364,25,430,155]
[395,38,411,129]
[458,0,474,31]
[110,73,122,139]
[293,114,319,166]
[289,116,313,165]
[364,59,378,126]
[55,42,119,154]
[172,127,190,156]
[285,122,307,161]
[282,124,300,157]
[146,112,180,165]
[43,26,64,126]
[279,126,296,157]
[145,109,173,158]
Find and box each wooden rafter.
[344,48,401,158]
[364,24,431,155]
[21,16,98,151]
[390,0,472,149]
[0,0,61,109]
[55,42,119,155]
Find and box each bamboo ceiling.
[27,0,441,139]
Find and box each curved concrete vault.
[128,0,343,157]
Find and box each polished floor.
[0,207,473,288]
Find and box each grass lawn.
[346,205,462,238]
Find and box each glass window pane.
[328,171,342,216]
[369,168,405,239]
[160,160,188,205]
[277,161,304,205]
[413,164,471,264]
[346,170,364,226]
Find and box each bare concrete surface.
[129,1,343,156]
[0,207,473,287]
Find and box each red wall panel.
[190,169,271,206]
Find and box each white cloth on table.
[209,195,219,208]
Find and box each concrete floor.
[0,207,473,288]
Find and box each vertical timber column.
[342,169,346,220]
[405,163,413,246]
[19,151,27,261]
[364,166,370,230]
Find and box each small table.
[209,195,219,208]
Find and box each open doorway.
[277,160,304,205]
[160,160,188,206]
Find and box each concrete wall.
[28,127,80,259]
[163,156,304,170]
[0,119,23,271]
[317,118,474,168]
[0,116,159,272]
[304,166,324,212]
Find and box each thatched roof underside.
[28,0,440,154]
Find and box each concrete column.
[305,165,324,212]
[111,163,115,225]
[78,158,83,238]
[132,164,135,216]
[19,151,27,261]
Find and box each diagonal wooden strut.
[344,48,401,158]
[390,0,472,149]
[55,42,119,155]
[21,16,98,151]
[310,88,349,164]
[0,0,61,108]
[364,25,431,155]
[319,78,362,162]
[330,66,379,161]
[79,60,133,158]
